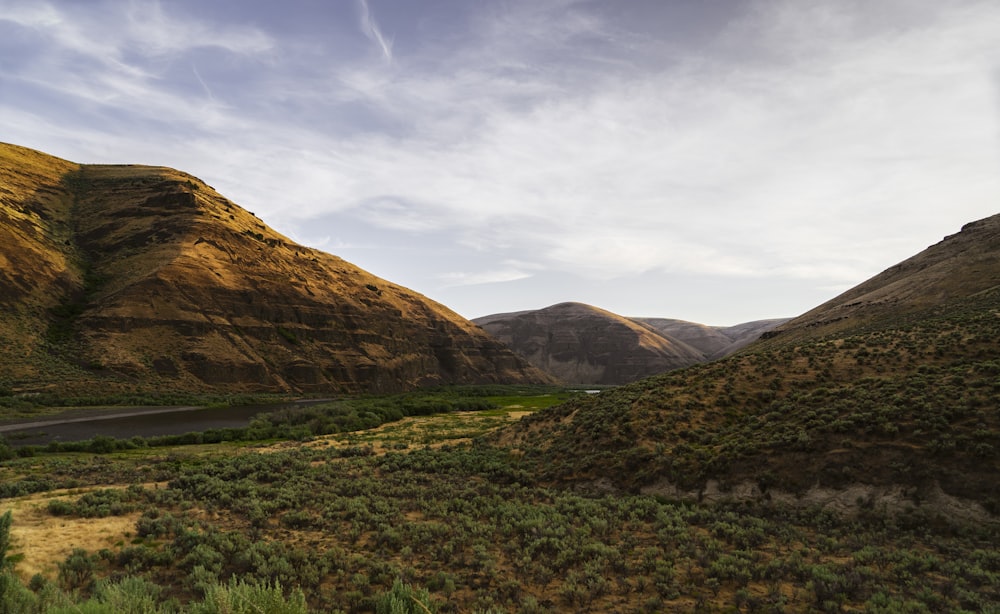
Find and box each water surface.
[0,400,326,446]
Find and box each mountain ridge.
[475,303,787,384]
[762,214,1000,344]
[0,142,551,395]
[473,302,707,385]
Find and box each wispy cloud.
[289,0,1000,290]
[121,0,273,57]
[440,262,539,287]
[357,0,393,62]
[0,0,273,137]
[3,0,999,322]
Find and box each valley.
[1,142,999,612]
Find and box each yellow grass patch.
[3,489,141,581]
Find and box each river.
[0,399,329,446]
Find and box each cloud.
[440,268,535,287]
[120,0,273,57]
[357,0,393,62]
[1,1,273,67]
[3,0,999,322]
[0,0,273,137]
[281,0,1000,290]
[437,259,543,288]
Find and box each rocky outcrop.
[0,142,551,395]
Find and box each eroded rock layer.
[0,142,550,394]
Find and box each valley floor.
[1,397,997,613]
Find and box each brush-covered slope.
[0,142,550,395]
[494,213,1000,518]
[474,302,705,384]
[765,215,1000,342]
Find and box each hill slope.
[494,213,1000,519]
[475,305,787,384]
[763,215,1000,342]
[0,142,550,395]
[636,317,789,358]
[474,302,705,384]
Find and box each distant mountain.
[635,317,789,359]
[0,142,551,396]
[493,213,1000,519]
[475,305,787,384]
[474,303,707,385]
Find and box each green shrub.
[79,576,166,614]
[189,578,308,614]
[59,548,97,591]
[375,579,436,614]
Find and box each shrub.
[376,579,436,614]
[59,548,97,591]
[189,578,308,614]
[91,576,165,614]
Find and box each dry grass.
[4,488,141,581]
[264,408,533,455]
[1,141,551,396]
[3,410,533,582]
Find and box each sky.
[1,0,999,325]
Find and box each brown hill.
[474,302,705,385]
[0,142,550,396]
[493,213,1000,519]
[636,317,788,358]
[763,214,1000,343]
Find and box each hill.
[493,213,1000,519]
[0,143,550,396]
[474,302,706,385]
[475,304,786,384]
[764,215,1000,342]
[635,317,789,358]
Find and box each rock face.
[474,304,788,385]
[474,302,706,385]
[0,142,551,395]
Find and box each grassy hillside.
[494,215,1000,518]
[0,144,83,386]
